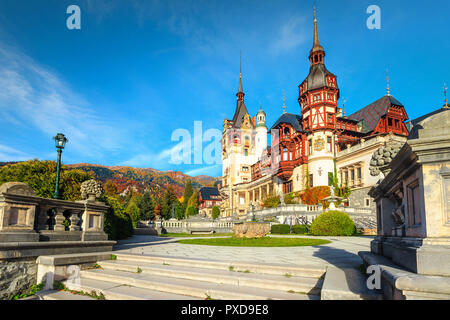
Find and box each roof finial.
[238,51,243,93]
[342,98,346,117]
[314,0,317,20]
[311,0,322,52]
[240,51,242,78]
[386,69,391,96]
[283,90,286,114]
[444,82,448,107]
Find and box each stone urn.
[80,179,103,202]
[233,222,271,238]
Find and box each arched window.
[233,135,240,144]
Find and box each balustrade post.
[37,206,50,230]
[69,211,81,231]
[53,208,66,231]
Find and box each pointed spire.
[282,90,286,114]
[342,98,346,117]
[236,52,244,101]
[311,2,324,54]
[238,51,243,93]
[386,69,391,96]
[444,82,448,107]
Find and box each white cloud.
[0,43,124,160]
[185,164,221,177]
[271,16,308,55]
[0,144,32,161]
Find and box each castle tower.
[298,8,339,187]
[255,106,267,160]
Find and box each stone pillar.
[37,206,50,231]
[69,211,81,231]
[53,208,66,232]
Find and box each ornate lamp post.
[53,133,68,199]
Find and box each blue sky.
[0,0,449,177]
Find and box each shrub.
[185,206,196,218]
[211,206,220,220]
[263,194,281,208]
[292,225,308,234]
[309,211,356,236]
[270,224,290,234]
[300,186,330,206]
[284,192,299,204]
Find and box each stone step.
[35,290,96,300]
[113,253,325,278]
[98,259,322,295]
[80,268,319,300]
[63,277,201,300]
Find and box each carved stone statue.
[279,191,285,205]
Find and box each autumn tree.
[185,191,199,217]
[0,160,92,200]
[182,180,193,214]
[104,180,118,196]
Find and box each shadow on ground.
[312,243,364,269]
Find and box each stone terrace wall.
[0,257,37,300]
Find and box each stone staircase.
[61,253,326,300]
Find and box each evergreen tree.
[161,186,179,220]
[138,192,154,221]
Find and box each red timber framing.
[373,105,409,136]
[271,124,307,181]
[300,86,339,132]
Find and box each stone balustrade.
[160,216,235,234]
[0,182,109,243]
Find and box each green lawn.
[176,237,331,247]
[159,232,234,238]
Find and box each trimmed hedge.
[292,225,308,235]
[309,211,356,236]
[270,224,290,234]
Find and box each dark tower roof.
[231,100,250,128]
[306,64,336,91]
[302,8,337,92]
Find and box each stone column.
[37,206,50,230]
[53,208,66,232]
[69,211,81,231]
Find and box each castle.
[220,10,410,217]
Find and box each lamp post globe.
[53,133,68,199]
